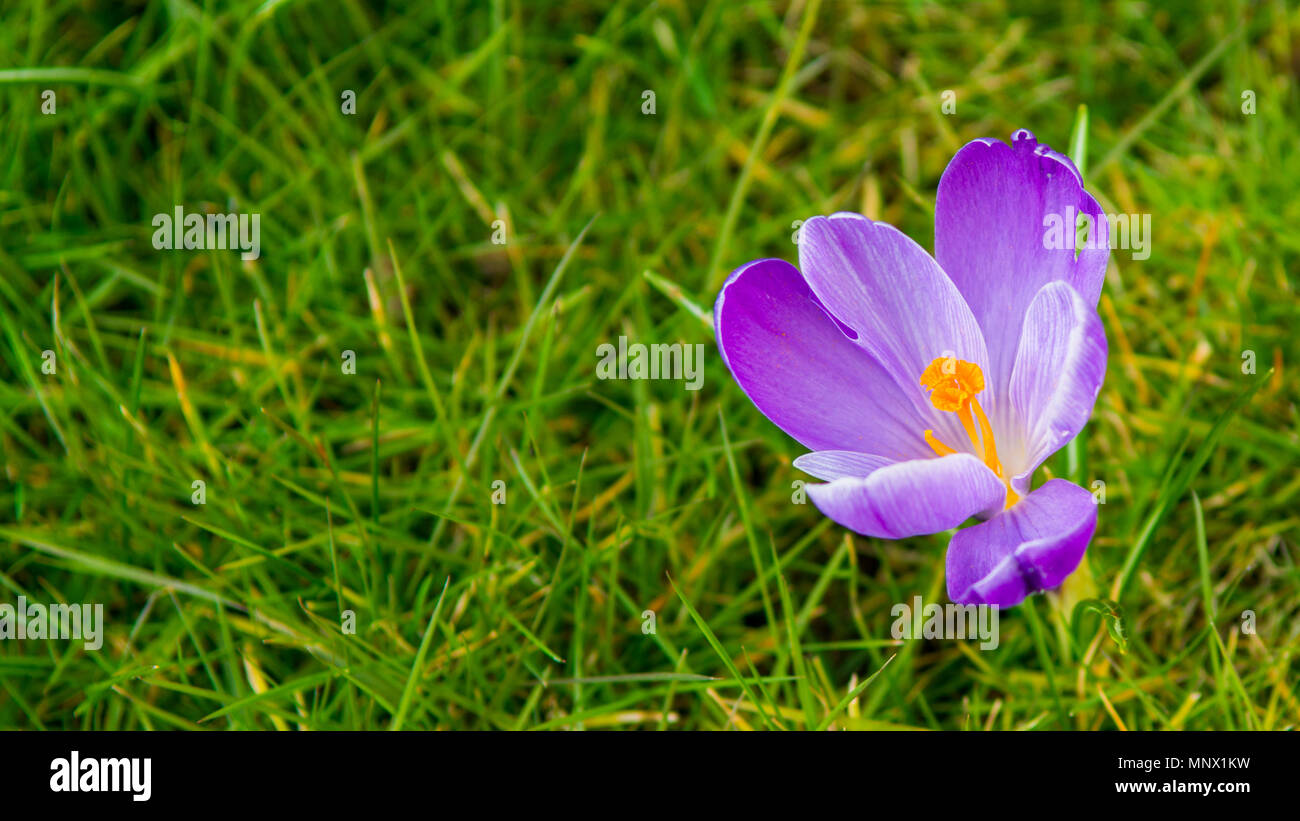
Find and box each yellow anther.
[919,356,984,413]
[919,356,1018,509]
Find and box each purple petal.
[805,454,1005,540]
[797,213,991,446]
[1007,282,1109,494]
[793,451,895,481]
[714,257,934,458]
[935,131,1110,401]
[945,478,1096,607]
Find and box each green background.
[0,0,1295,730]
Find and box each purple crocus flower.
[714,130,1109,608]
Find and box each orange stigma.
[919,356,1018,509]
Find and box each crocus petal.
[1006,281,1108,493]
[798,212,990,446]
[935,130,1110,403]
[715,257,934,459]
[793,451,895,481]
[945,479,1096,607]
[806,454,1005,540]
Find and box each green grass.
[0,0,1296,730]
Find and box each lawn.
[0,0,1296,730]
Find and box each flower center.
[918,356,1018,509]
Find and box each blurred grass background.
[0,0,1296,730]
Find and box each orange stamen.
[924,430,957,456]
[970,397,1000,474]
[918,356,1018,509]
[957,404,984,463]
